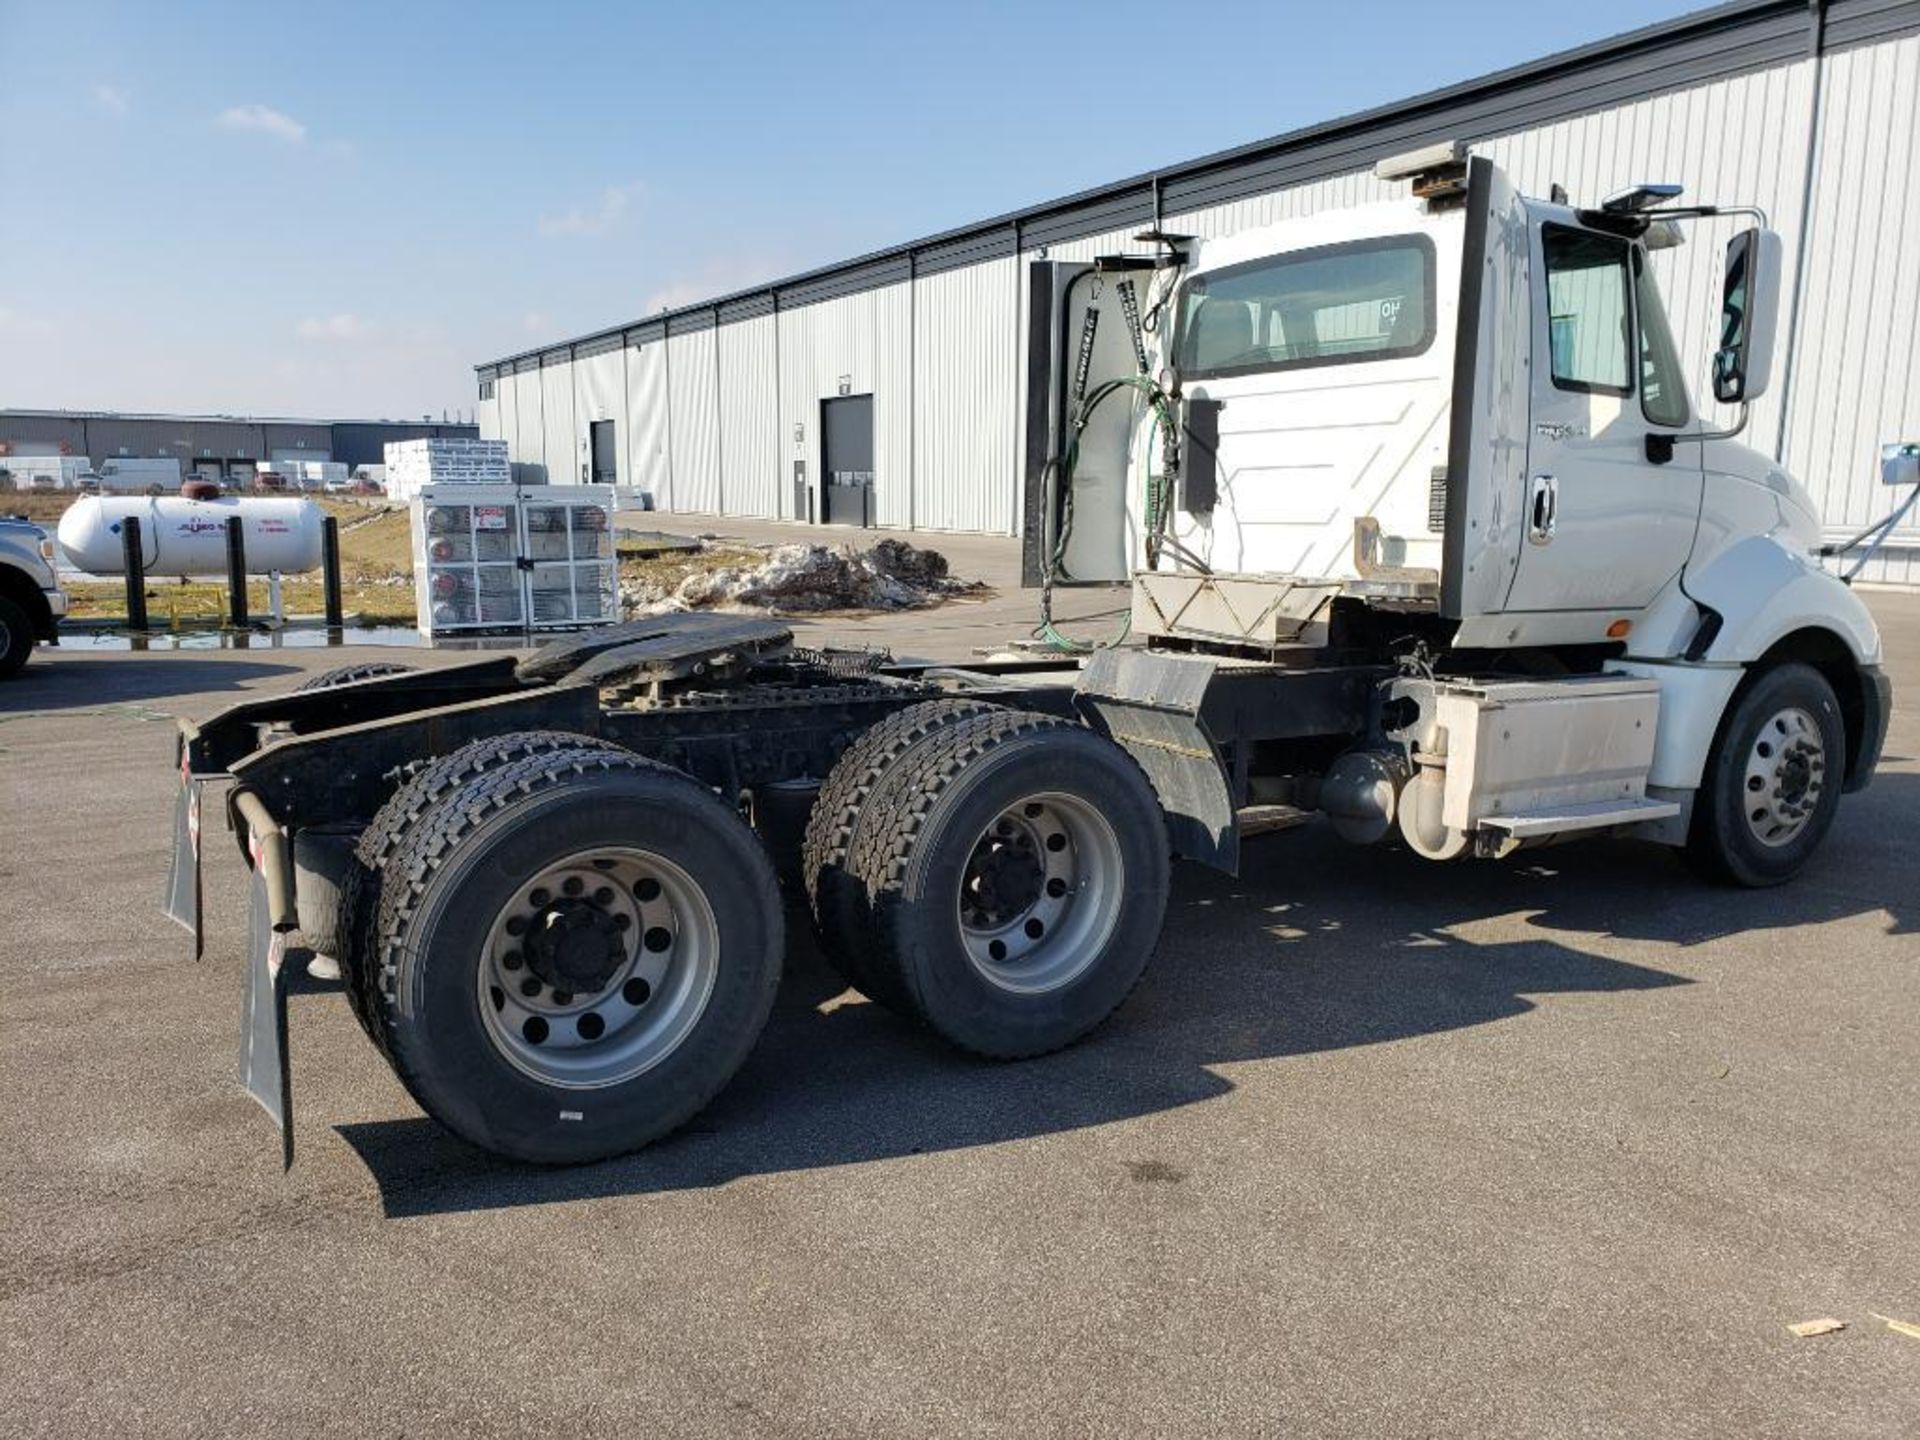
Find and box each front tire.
[1687,661,1845,887]
[370,746,782,1164]
[0,594,36,679]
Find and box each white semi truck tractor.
[167,148,1890,1167]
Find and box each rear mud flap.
[240,866,296,1171]
[1075,648,1239,874]
[162,769,205,961]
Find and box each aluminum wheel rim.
[956,791,1123,994]
[1742,705,1827,848]
[477,846,718,1088]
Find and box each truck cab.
[1036,146,1888,884]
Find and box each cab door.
[1502,222,1700,617]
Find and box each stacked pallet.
[383,438,511,502]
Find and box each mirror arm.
[1661,405,1749,449]
[1643,204,1770,227]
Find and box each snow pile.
[623,538,979,615]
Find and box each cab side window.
[1633,249,1690,427]
[1543,226,1632,395]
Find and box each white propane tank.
[56,494,326,576]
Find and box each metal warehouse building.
[0,410,478,480]
[477,0,1920,581]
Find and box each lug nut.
[563,877,584,897]
[593,886,614,907]
[530,887,551,907]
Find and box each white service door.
[1504,222,1700,614]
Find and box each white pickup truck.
[0,516,68,677]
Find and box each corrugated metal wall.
[574,344,626,486]
[478,18,1920,567]
[539,357,575,484]
[626,336,670,505]
[912,258,1021,533]
[1784,30,1920,583]
[775,284,915,525]
[667,324,721,512]
[717,313,781,518]
[509,365,543,481]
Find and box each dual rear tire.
[344,739,782,1164]
[809,708,1171,1058]
[310,706,1169,1164]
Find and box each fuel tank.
[56,495,326,575]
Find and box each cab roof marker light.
[1373,141,1467,182]
[1600,183,1684,214]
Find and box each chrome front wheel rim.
[477,847,718,1088]
[955,792,1123,994]
[1742,705,1827,848]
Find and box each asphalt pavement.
[2,585,1917,1438]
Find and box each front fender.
[1687,536,1882,667]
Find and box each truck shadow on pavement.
[0,654,302,711]
[337,772,1914,1217]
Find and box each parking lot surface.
[3,586,1918,1437]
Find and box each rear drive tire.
[801,697,999,1003]
[1686,661,1845,887]
[337,730,629,1052]
[371,746,783,1164]
[847,711,1169,1058]
[0,594,36,679]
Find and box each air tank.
[56,495,326,576]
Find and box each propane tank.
[56,494,325,576]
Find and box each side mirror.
[1711,227,1783,405]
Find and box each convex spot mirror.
[1712,226,1783,405]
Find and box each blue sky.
[0,0,1702,420]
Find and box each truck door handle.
[1529,474,1557,544]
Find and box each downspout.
[1774,0,1829,467]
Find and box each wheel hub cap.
[478,849,719,1089]
[524,901,626,993]
[1742,705,1827,848]
[955,793,1125,995]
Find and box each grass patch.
[618,546,763,595]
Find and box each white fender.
[1685,535,1881,667]
[1609,535,1883,792]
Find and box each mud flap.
[240,865,296,1171]
[1075,647,1239,874]
[162,755,204,961]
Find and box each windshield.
[1174,235,1435,380]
